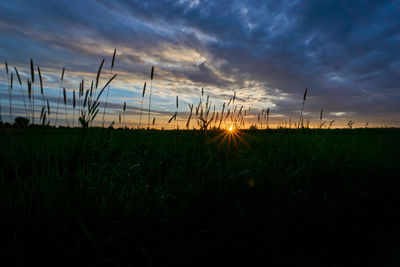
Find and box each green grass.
[1,128,400,266]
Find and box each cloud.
[0,0,399,126]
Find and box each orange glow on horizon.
[210,125,248,149]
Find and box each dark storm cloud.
[0,0,399,125]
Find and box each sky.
[0,0,399,128]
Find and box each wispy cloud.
[1,0,399,127]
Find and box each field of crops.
[1,127,400,266]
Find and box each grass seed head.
[27,79,31,99]
[30,59,34,83]
[142,82,146,97]
[111,48,116,70]
[14,67,22,85]
[73,90,76,108]
[96,59,104,89]
[63,87,67,105]
[61,67,65,81]
[47,99,50,115]
[303,88,308,101]
[40,106,44,120]
[37,66,43,95]
[90,80,93,97]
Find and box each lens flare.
[210,126,248,149]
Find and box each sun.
[209,125,248,149]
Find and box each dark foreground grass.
[1,128,400,266]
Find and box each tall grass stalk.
[89,80,94,127]
[73,90,76,127]
[0,63,7,122]
[319,109,323,129]
[176,95,178,129]
[14,67,28,118]
[37,66,44,108]
[102,49,116,128]
[139,82,146,129]
[46,99,50,123]
[63,87,68,126]
[55,68,65,126]
[38,66,45,122]
[186,103,193,129]
[218,102,225,129]
[30,59,35,124]
[83,88,89,119]
[94,59,104,101]
[123,102,126,128]
[27,79,32,123]
[4,62,9,122]
[9,72,13,123]
[147,66,154,129]
[298,88,307,128]
[79,81,83,117]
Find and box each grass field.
[1,127,400,266]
